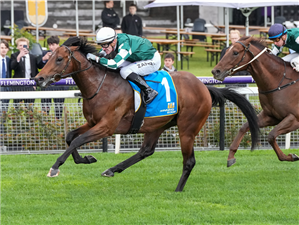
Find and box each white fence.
[0,78,298,154]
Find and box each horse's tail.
[207,86,260,150]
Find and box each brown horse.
[212,36,299,167]
[33,37,259,191]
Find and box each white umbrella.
[145,0,299,48]
[144,0,299,8]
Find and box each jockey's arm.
[99,43,132,70]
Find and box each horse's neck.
[72,66,106,97]
[72,66,128,98]
[249,52,286,89]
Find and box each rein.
[50,45,105,100]
[229,41,299,95]
[82,71,107,100]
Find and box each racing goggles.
[99,40,113,48]
[270,36,283,42]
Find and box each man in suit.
[0,39,11,135]
[10,37,44,106]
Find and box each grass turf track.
[1,149,299,225]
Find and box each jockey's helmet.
[268,23,287,40]
[96,27,117,45]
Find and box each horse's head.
[212,36,268,81]
[33,45,80,88]
[33,37,97,88]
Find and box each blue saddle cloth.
[128,70,178,118]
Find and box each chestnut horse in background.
[33,37,259,191]
[212,36,299,167]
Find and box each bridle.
[227,41,298,94]
[50,45,92,81]
[226,41,270,76]
[50,45,107,100]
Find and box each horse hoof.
[291,154,299,161]
[47,168,60,177]
[227,158,236,167]
[85,155,97,164]
[101,169,114,177]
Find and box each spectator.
[41,36,67,119]
[220,30,250,76]
[10,37,44,107]
[0,40,11,112]
[101,1,120,29]
[162,53,177,72]
[121,3,143,37]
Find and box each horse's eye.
[233,51,239,56]
[57,57,63,62]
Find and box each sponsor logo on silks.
[168,102,175,109]
[137,61,155,68]
[128,70,178,118]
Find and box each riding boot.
[126,72,158,104]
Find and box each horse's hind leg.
[268,114,299,162]
[175,106,209,192]
[175,134,196,192]
[101,129,164,177]
[227,122,250,167]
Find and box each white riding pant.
[282,52,299,62]
[119,51,161,79]
[282,53,299,72]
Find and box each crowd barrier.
[0,76,256,87]
[0,77,297,154]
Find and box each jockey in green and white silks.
[87,27,161,104]
[268,23,299,72]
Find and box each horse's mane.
[62,37,97,55]
[62,37,120,73]
[239,36,267,50]
[239,36,287,65]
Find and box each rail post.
[102,138,108,152]
[219,104,225,150]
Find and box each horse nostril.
[38,77,45,82]
[211,69,221,77]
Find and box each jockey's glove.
[270,44,282,56]
[87,53,99,63]
[97,50,107,58]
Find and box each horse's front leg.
[227,111,278,167]
[66,123,97,165]
[47,123,112,177]
[227,121,250,167]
